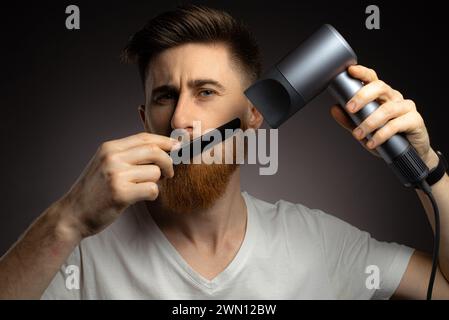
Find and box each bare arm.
[0,199,81,299]
[330,65,449,299]
[415,150,449,282]
[0,132,177,299]
[393,150,449,299]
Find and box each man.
[0,4,448,299]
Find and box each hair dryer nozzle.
[244,24,357,128]
[244,67,306,128]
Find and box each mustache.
[168,117,241,161]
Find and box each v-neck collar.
[137,191,256,293]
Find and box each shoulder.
[242,191,370,246]
[242,191,334,239]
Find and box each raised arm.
[0,132,177,299]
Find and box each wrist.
[46,197,84,246]
[423,148,439,171]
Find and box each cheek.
[206,104,242,129]
[147,107,173,135]
[216,94,248,119]
[228,96,249,122]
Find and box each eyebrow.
[188,79,226,91]
[151,78,226,96]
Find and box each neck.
[148,167,247,252]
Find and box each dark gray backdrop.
[1,0,448,255]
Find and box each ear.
[138,105,147,129]
[244,101,264,129]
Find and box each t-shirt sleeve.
[311,207,415,300]
[40,246,82,300]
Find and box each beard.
[153,119,248,214]
[155,162,238,214]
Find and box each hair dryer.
[245,24,440,300]
[244,24,429,188]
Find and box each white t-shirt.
[42,191,414,300]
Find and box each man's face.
[143,42,251,137]
[140,42,259,214]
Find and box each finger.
[108,132,178,152]
[365,111,424,149]
[126,182,159,202]
[123,164,162,183]
[351,100,416,140]
[118,143,174,178]
[352,136,381,158]
[330,105,356,132]
[348,65,379,83]
[346,80,404,114]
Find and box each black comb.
[169,117,241,161]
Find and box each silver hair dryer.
[244,24,429,188]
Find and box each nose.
[170,93,195,136]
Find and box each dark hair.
[122,4,262,86]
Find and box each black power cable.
[417,180,440,300]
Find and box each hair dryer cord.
[417,180,440,300]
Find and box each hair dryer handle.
[327,71,429,187]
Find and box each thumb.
[329,104,356,133]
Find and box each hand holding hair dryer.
[245,24,441,301]
[244,24,429,188]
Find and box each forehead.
[145,42,240,89]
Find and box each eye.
[154,93,177,104]
[198,89,216,98]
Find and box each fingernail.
[347,101,356,112]
[353,128,363,138]
[367,140,375,148]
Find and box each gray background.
[1,0,448,255]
